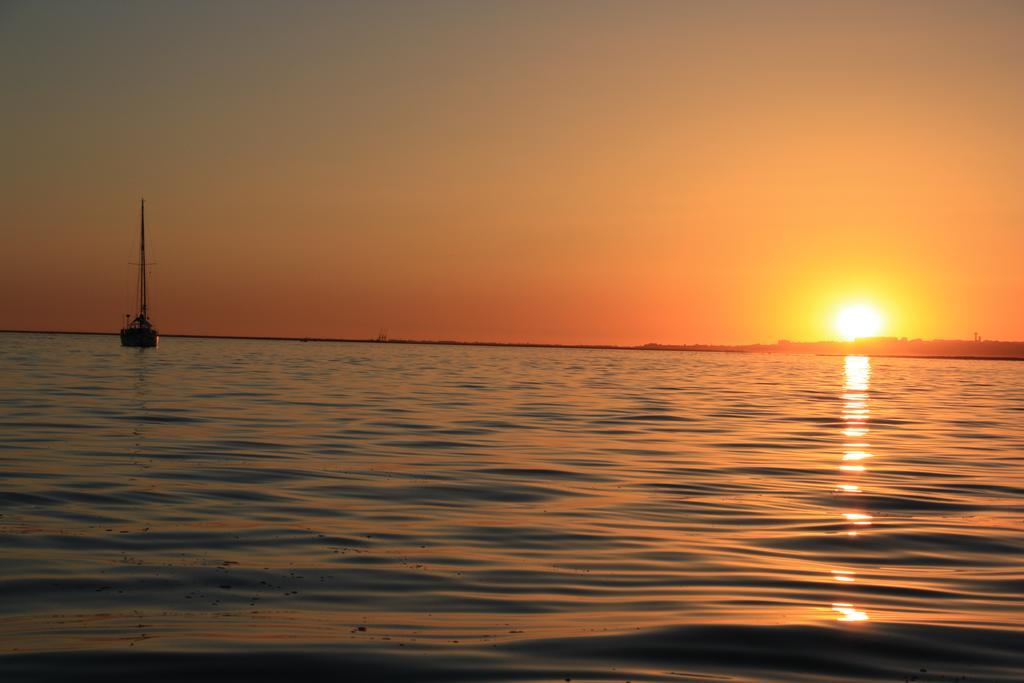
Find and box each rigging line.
[139,198,146,319]
[148,215,156,319]
[123,206,139,323]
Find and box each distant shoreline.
[813,352,1024,362]
[3,329,1023,361]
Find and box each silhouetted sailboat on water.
[120,199,159,348]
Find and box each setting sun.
[835,305,883,341]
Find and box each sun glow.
[832,603,869,622]
[835,305,883,341]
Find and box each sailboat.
[120,199,159,348]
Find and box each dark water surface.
[2,332,1023,681]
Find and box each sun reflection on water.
[842,451,872,461]
[832,603,870,622]
[830,355,874,623]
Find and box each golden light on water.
[830,355,875,623]
[835,305,884,341]
[843,512,872,526]
[832,603,870,622]
[842,451,872,461]
[831,570,856,583]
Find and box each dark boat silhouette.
[120,199,159,348]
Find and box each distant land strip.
[3,329,1023,361]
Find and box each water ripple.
[1,333,1023,681]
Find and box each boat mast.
[138,198,148,320]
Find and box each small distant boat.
[120,199,159,348]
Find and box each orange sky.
[2,1,1022,344]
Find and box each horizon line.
[2,329,1023,362]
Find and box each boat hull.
[120,328,159,348]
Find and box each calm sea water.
[2,332,1023,682]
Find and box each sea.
[1,332,1023,682]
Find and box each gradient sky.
[2,0,1022,344]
